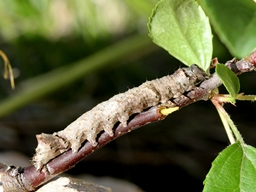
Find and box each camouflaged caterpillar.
[33,64,206,170]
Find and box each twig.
[0,51,256,191]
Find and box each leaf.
[199,0,256,58]
[148,0,213,72]
[203,142,256,192]
[216,64,240,103]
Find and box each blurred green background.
[0,0,256,191]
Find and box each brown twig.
[23,106,165,190]
[1,51,256,191]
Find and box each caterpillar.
[33,64,207,170]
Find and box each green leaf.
[216,64,240,103]
[203,142,256,192]
[199,0,256,58]
[148,0,213,71]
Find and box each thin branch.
[211,98,236,144]
[1,51,256,192]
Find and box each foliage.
[199,0,256,58]
[148,0,256,191]
[0,0,157,116]
[1,0,256,191]
[204,142,256,192]
[0,0,156,43]
[215,64,240,103]
[148,0,212,72]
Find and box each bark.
[0,51,255,192]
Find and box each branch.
[0,51,256,191]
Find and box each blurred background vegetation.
[0,0,256,191]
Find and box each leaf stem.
[211,99,236,144]
[236,94,256,101]
[211,95,244,144]
[0,50,15,89]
